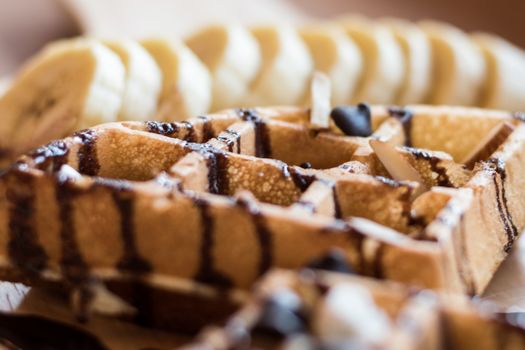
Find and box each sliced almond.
[461,122,515,168]
[309,71,332,129]
[369,138,426,196]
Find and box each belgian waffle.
[186,267,525,350]
[0,104,525,332]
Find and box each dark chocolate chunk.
[254,291,306,337]
[330,104,372,137]
[305,249,355,274]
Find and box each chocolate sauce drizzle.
[55,172,88,282]
[105,182,152,273]
[145,121,178,137]
[406,147,453,187]
[332,184,342,219]
[206,152,229,195]
[236,197,273,275]
[388,107,414,147]
[282,165,317,192]
[193,198,233,287]
[6,171,48,274]
[186,143,230,195]
[324,222,367,274]
[0,312,108,350]
[181,121,196,142]
[485,158,518,252]
[198,115,214,142]
[29,140,69,172]
[236,109,271,158]
[75,129,100,176]
[217,129,241,153]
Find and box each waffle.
[0,104,524,332]
[186,267,525,350]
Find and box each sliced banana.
[299,24,363,105]
[141,38,212,121]
[419,21,486,106]
[186,24,261,112]
[244,25,314,107]
[104,39,162,121]
[381,18,432,105]
[472,33,525,111]
[0,38,125,164]
[338,16,405,104]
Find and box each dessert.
[186,24,261,111]
[419,21,487,106]
[0,103,524,333]
[381,18,433,105]
[186,268,525,350]
[0,39,126,167]
[299,24,363,105]
[243,25,313,107]
[473,33,525,111]
[140,38,212,121]
[338,16,405,104]
[1,18,524,164]
[104,39,162,122]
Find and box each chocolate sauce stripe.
[145,121,179,137]
[332,184,342,219]
[193,198,233,286]
[236,198,273,275]
[55,180,89,282]
[236,109,271,158]
[6,173,48,274]
[181,121,196,142]
[406,148,453,187]
[198,115,214,142]
[75,129,100,176]
[112,190,152,273]
[486,159,518,252]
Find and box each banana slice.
[244,25,314,107]
[141,38,212,121]
[299,24,363,105]
[186,24,261,112]
[381,18,432,105]
[419,21,486,106]
[104,40,162,121]
[0,38,125,164]
[472,33,525,111]
[338,16,405,104]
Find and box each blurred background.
[0,0,524,76]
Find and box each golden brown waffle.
[186,268,525,350]
[0,104,524,331]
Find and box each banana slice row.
[1,18,525,165]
